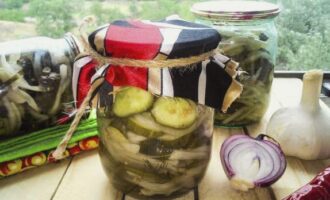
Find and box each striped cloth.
[72,19,242,112]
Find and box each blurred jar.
[0,33,80,137]
[192,1,280,126]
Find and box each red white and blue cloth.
[72,19,242,112]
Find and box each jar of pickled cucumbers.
[192,1,280,126]
[97,88,214,199]
[78,19,242,199]
[0,33,81,137]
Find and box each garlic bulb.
[266,70,330,160]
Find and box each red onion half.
[220,134,286,191]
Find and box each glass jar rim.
[191,1,280,22]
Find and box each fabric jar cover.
[72,19,242,112]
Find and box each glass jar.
[97,87,214,199]
[0,33,80,137]
[192,1,280,126]
[83,19,241,199]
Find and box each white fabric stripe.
[212,55,226,69]
[162,68,174,97]
[143,20,213,30]
[198,60,210,105]
[159,28,181,55]
[72,56,93,107]
[94,27,108,56]
[165,15,181,21]
[91,64,109,83]
[214,54,231,64]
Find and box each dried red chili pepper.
[283,166,330,200]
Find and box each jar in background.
[0,33,80,137]
[192,1,280,126]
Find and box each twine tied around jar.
[52,16,240,160]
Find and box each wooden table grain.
[1,78,329,200]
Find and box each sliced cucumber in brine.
[139,138,173,157]
[110,118,127,134]
[127,112,198,142]
[113,87,154,117]
[151,97,197,129]
[127,113,164,138]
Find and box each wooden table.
[1,78,329,200]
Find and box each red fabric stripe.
[104,20,163,90]
[104,20,162,59]
[76,60,98,108]
[105,66,147,89]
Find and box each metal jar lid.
[191,1,280,21]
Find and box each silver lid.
[191,1,280,21]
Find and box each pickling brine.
[98,86,213,199]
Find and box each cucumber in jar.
[113,87,154,117]
[151,97,197,129]
[127,113,164,138]
[99,143,138,194]
[113,87,198,129]
[127,112,199,141]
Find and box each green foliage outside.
[87,2,125,24]
[0,8,25,22]
[0,0,28,22]
[2,0,28,9]
[28,0,77,37]
[137,0,198,20]
[276,0,330,70]
[82,0,198,24]
[0,0,329,70]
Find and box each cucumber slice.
[127,113,164,138]
[104,126,127,143]
[151,97,197,129]
[126,131,147,143]
[113,87,154,117]
[110,118,127,134]
[128,112,199,141]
